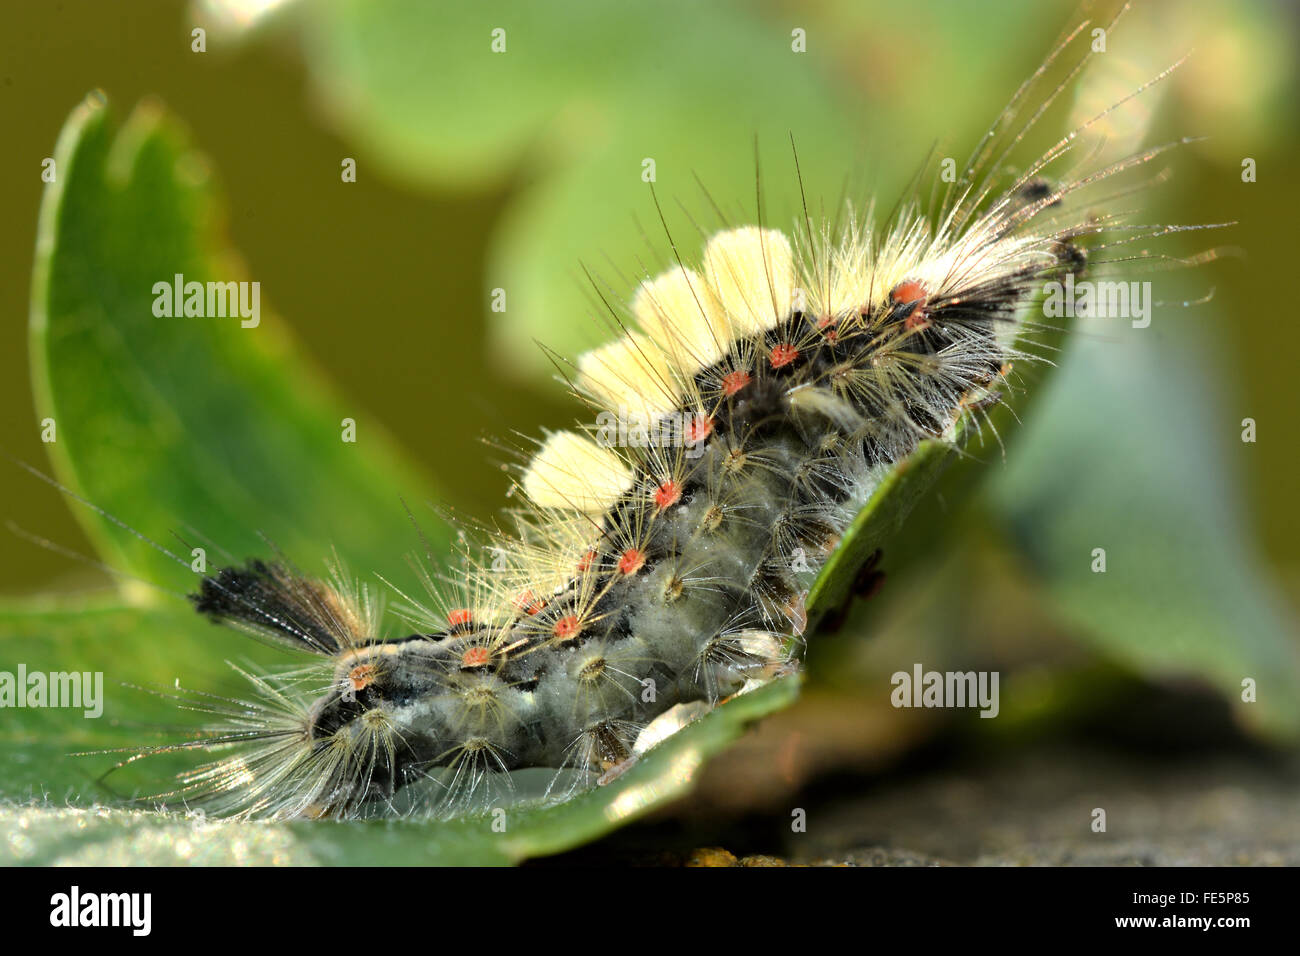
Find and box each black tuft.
[189,560,344,655]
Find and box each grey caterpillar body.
[187,207,1078,816]
[169,11,1209,818]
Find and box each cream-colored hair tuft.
[520,430,634,513]
[701,226,796,337]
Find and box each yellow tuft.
[576,332,679,424]
[521,431,634,513]
[701,226,796,336]
[631,267,729,376]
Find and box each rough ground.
[539,743,1300,866]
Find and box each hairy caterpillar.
[51,8,1218,820]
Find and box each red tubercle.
[617,548,646,575]
[890,280,930,332]
[553,615,582,641]
[447,608,473,628]
[347,663,376,691]
[890,280,928,305]
[653,480,682,511]
[577,550,597,573]
[686,415,714,443]
[769,343,799,368]
[461,646,491,668]
[513,590,545,616]
[721,370,751,397]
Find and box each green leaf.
[0,598,216,803]
[30,92,443,598]
[988,318,1300,741]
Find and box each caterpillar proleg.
[62,6,1221,821]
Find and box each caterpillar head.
[189,563,457,816]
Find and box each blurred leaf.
[294,0,1068,378]
[988,317,1300,740]
[29,92,443,598]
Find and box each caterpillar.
[65,8,1216,820]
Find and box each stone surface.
[541,744,1300,866]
